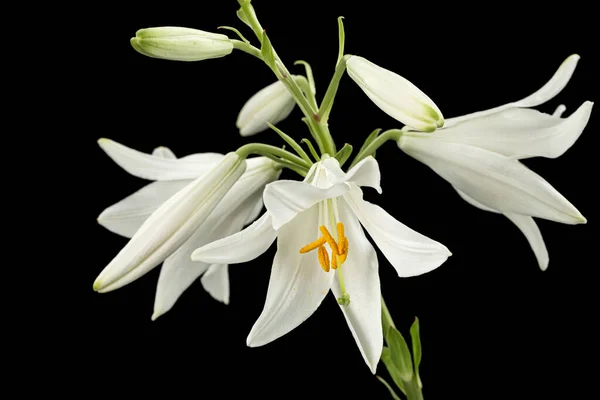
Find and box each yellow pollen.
[319,225,339,255]
[318,246,330,272]
[299,236,326,254]
[299,223,350,273]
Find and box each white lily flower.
[236,79,299,136]
[192,156,451,373]
[130,27,234,62]
[397,54,592,270]
[94,139,281,319]
[346,55,444,132]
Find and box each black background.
[79,1,596,398]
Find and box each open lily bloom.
[192,155,451,372]
[95,139,281,319]
[398,54,592,270]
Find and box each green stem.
[231,40,262,59]
[349,129,404,169]
[238,0,264,41]
[317,54,350,123]
[381,296,396,330]
[236,143,311,169]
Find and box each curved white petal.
[98,138,224,180]
[263,180,350,230]
[346,56,444,132]
[423,101,593,159]
[399,136,587,225]
[236,80,296,136]
[331,200,382,373]
[344,186,451,277]
[505,213,549,271]
[244,195,265,225]
[201,265,230,304]
[97,180,191,238]
[553,105,567,118]
[152,146,177,159]
[455,188,548,270]
[191,212,277,264]
[247,205,335,347]
[444,54,580,128]
[93,153,246,292]
[152,190,262,319]
[324,156,382,194]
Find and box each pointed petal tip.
[539,260,549,271]
[92,279,103,292]
[151,312,161,321]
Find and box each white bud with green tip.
[130,27,234,62]
[346,55,444,132]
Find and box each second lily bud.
[130,27,234,62]
[237,77,308,136]
[346,56,444,132]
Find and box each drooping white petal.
[247,205,335,347]
[346,55,444,132]
[399,136,587,225]
[97,180,191,238]
[323,156,382,194]
[418,102,593,159]
[263,180,350,230]
[152,146,177,159]
[455,188,549,270]
[93,153,246,293]
[444,54,580,128]
[236,80,296,136]
[98,138,224,180]
[505,213,549,271]
[330,200,382,374]
[152,186,266,319]
[344,186,451,277]
[191,212,277,264]
[201,265,230,304]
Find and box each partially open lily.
[397,54,592,270]
[94,139,281,319]
[191,155,451,372]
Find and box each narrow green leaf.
[336,16,346,66]
[300,138,320,161]
[260,30,275,67]
[266,122,312,165]
[410,317,423,388]
[217,26,250,44]
[357,128,382,155]
[387,326,414,382]
[294,60,316,94]
[376,376,402,400]
[381,347,407,394]
[236,7,252,29]
[334,143,353,167]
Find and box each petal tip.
[151,311,161,321]
[93,279,103,292]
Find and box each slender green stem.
[317,54,351,123]
[231,39,262,59]
[381,296,396,330]
[349,129,404,169]
[236,143,311,169]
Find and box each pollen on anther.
[337,222,345,241]
[299,236,326,254]
[331,253,338,270]
[319,225,339,255]
[318,246,330,272]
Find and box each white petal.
[553,105,567,118]
[344,186,451,277]
[152,146,177,159]
[398,136,587,225]
[201,265,230,304]
[422,101,593,159]
[191,212,277,264]
[455,188,548,270]
[444,54,580,128]
[324,156,382,194]
[346,56,444,132]
[247,205,335,347]
[505,213,549,271]
[330,200,382,373]
[152,190,263,319]
[98,138,224,180]
[244,195,265,225]
[93,153,246,292]
[263,180,350,230]
[97,180,191,238]
[236,80,296,136]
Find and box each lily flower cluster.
[95,1,592,398]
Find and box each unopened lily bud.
[346,56,444,132]
[236,78,302,136]
[130,27,233,62]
